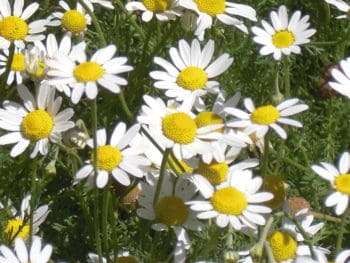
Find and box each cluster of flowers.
[0,0,350,262]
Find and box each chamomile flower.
[0,47,27,85]
[0,237,52,263]
[150,39,233,106]
[328,57,350,99]
[325,0,350,19]
[2,194,49,241]
[75,122,150,188]
[312,151,350,215]
[82,0,114,10]
[178,0,257,40]
[126,0,182,22]
[137,95,223,160]
[333,249,350,263]
[225,97,309,139]
[0,84,75,158]
[251,5,316,60]
[188,169,273,230]
[47,1,91,35]
[47,44,133,104]
[0,0,48,49]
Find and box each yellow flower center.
[195,160,228,185]
[211,187,247,215]
[0,16,29,41]
[334,174,350,195]
[176,66,208,90]
[250,105,280,125]
[263,175,285,209]
[156,196,189,226]
[61,10,87,34]
[91,145,123,171]
[4,219,30,240]
[73,62,104,82]
[162,112,197,144]
[142,0,171,12]
[22,110,54,141]
[272,30,295,49]
[268,231,297,262]
[195,111,224,133]
[118,256,138,263]
[11,53,26,72]
[193,0,225,16]
[167,156,193,174]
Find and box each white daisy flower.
[333,249,350,263]
[47,44,133,104]
[82,0,114,10]
[178,0,257,40]
[312,151,350,215]
[137,95,223,160]
[0,0,48,49]
[0,84,75,158]
[47,0,91,35]
[325,0,350,19]
[150,38,233,106]
[75,122,150,188]
[0,237,52,263]
[2,194,49,241]
[225,97,309,139]
[251,5,316,60]
[126,0,182,22]
[188,169,273,230]
[0,47,27,85]
[328,57,350,99]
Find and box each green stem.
[117,92,134,122]
[153,148,171,207]
[283,57,291,98]
[264,242,277,263]
[261,132,270,178]
[336,208,349,253]
[93,189,103,263]
[77,0,106,45]
[102,184,110,262]
[57,142,83,165]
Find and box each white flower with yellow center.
[325,0,350,19]
[0,47,27,85]
[178,0,257,40]
[0,0,48,49]
[75,122,150,188]
[0,84,75,158]
[225,97,309,139]
[0,237,52,263]
[137,95,223,160]
[47,1,91,35]
[312,151,350,215]
[82,0,115,10]
[126,0,182,22]
[150,39,233,106]
[47,44,133,104]
[1,194,49,241]
[251,5,316,60]
[188,169,273,230]
[328,57,350,99]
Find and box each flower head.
[252,5,316,60]
[0,47,27,85]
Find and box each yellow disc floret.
[162,112,197,144]
[0,16,29,41]
[335,174,350,195]
[142,0,171,12]
[11,53,26,72]
[177,66,208,90]
[156,196,189,226]
[193,0,225,16]
[91,145,122,171]
[22,110,54,141]
[167,156,193,174]
[263,175,285,209]
[195,160,228,185]
[195,111,224,133]
[250,105,280,125]
[73,62,104,82]
[268,231,297,262]
[272,30,295,49]
[211,187,247,215]
[4,219,30,240]
[61,10,87,34]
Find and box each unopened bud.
[223,250,239,263]
[180,11,197,32]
